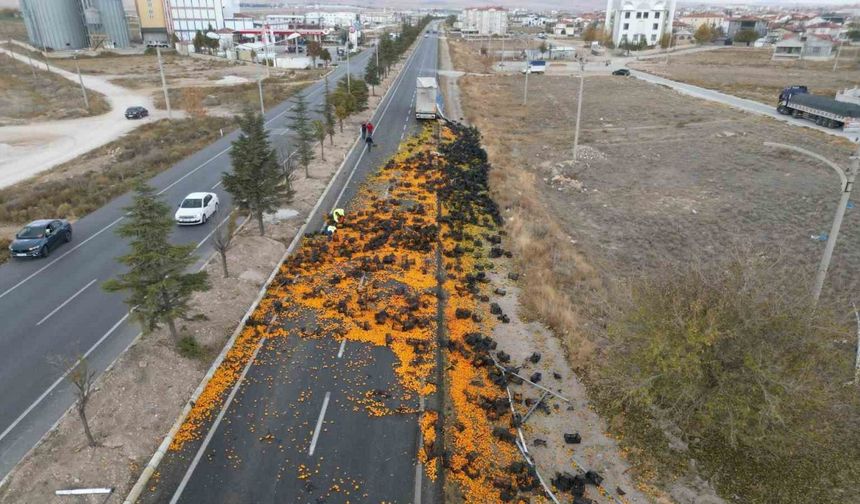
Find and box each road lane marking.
[330,38,424,211]
[169,335,269,504]
[0,216,124,301]
[308,391,331,456]
[0,61,364,302]
[210,180,222,190]
[193,213,247,251]
[36,278,98,326]
[0,312,130,445]
[337,339,346,358]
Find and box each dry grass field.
[455,67,860,502]
[0,53,110,124]
[630,47,860,104]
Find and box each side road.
[0,47,166,188]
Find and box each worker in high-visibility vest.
[324,225,337,237]
[331,208,345,224]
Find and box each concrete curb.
[122,37,423,504]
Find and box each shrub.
[598,256,860,503]
[177,335,204,359]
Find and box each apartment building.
[462,6,508,36]
[604,0,676,47]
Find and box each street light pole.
[572,59,585,166]
[156,46,171,119]
[522,67,529,105]
[346,44,351,93]
[73,52,89,111]
[258,76,265,115]
[764,141,859,304]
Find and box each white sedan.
[175,192,219,225]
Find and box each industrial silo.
[20,0,88,50]
[83,0,130,49]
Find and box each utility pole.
[258,77,265,115]
[764,141,859,304]
[346,44,351,93]
[156,46,171,119]
[572,59,585,167]
[813,146,858,303]
[833,40,843,72]
[522,67,529,105]
[73,52,89,111]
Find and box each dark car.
[8,219,72,258]
[612,68,630,76]
[125,106,149,119]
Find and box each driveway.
[0,48,170,189]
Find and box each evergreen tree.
[322,76,336,144]
[222,109,289,235]
[290,93,316,178]
[193,30,205,53]
[332,88,356,132]
[103,184,209,343]
[364,57,381,96]
[307,40,322,67]
[338,77,368,111]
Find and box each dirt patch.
[0,53,110,124]
[447,38,542,74]
[151,75,314,116]
[630,47,860,105]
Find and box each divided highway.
[147,29,441,504]
[0,47,377,481]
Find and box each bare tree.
[51,356,98,447]
[212,213,238,278]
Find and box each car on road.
[8,219,72,258]
[125,106,149,119]
[612,69,630,76]
[175,192,219,225]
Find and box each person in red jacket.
[366,121,374,137]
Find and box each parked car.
[125,106,149,119]
[175,192,219,225]
[612,68,630,76]
[8,219,72,258]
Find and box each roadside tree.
[364,57,381,95]
[694,24,713,44]
[735,29,758,46]
[290,93,316,177]
[103,183,209,342]
[211,213,237,278]
[312,119,326,161]
[322,77,336,144]
[223,109,290,234]
[333,88,356,132]
[307,41,322,68]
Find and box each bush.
[177,335,204,359]
[598,256,860,503]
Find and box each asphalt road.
[0,45,378,482]
[628,68,860,143]
[148,29,441,504]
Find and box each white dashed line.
[337,339,346,358]
[36,278,98,326]
[308,391,331,456]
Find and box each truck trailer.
[777,86,860,132]
[416,77,439,120]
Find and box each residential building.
[722,17,768,39]
[805,22,842,39]
[166,0,239,41]
[677,11,723,30]
[304,11,358,28]
[126,10,142,43]
[462,6,508,36]
[134,0,169,44]
[772,34,834,60]
[360,11,396,26]
[604,0,676,47]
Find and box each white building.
[604,0,675,47]
[304,11,358,28]
[360,11,396,26]
[167,0,238,41]
[462,7,508,36]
